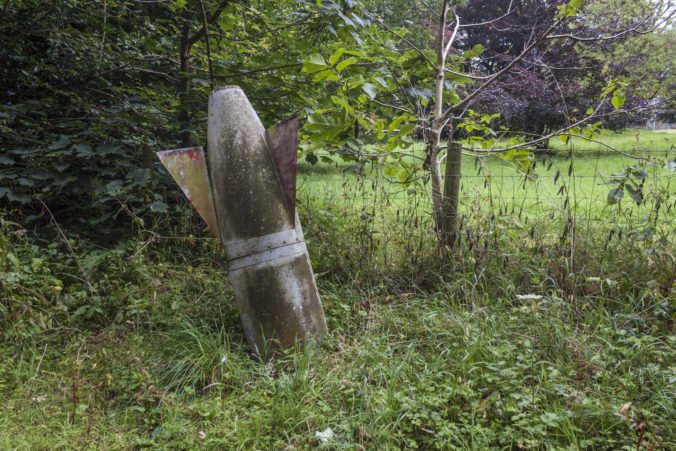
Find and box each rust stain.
[266,114,299,222]
[157,147,219,239]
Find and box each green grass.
[1,275,673,449]
[296,129,674,272]
[1,129,674,449]
[298,129,675,222]
[550,128,676,153]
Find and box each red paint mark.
[186,150,200,160]
[268,114,299,220]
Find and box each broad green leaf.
[305,153,318,165]
[558,0,584,17]
[625,184,643,205]
[396,123,417,137]
[374,77,388,88]
[328,48,346,66]
[149,200,169,213]
[0,155,15,165]
[72,144,93,157]
[611,91,626,109]
[388,116,406,133]
[313,69,340,82]
[302,53,328,73]
[336,57,358,72]
[607,186,624,205]
[48,135,71,150]
[7,189,31,203]
[331,96,354,114]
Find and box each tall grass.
[0,130,674,448]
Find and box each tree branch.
[461,101,659,157]
[355,0,437,69]
[458,0,516,28]
[186,0,232,47]
[442,12,459,59]
[439,18,561,123]
[215,62,301,79]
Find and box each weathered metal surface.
[207,86,293,242]
[207,86,327,355]
[156,147,219,238]
[266,114,299,221]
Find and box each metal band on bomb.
[225,230,307,271]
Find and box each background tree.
[298,0,673,248]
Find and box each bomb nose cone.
[208,87,294,244]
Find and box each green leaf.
[361,83,377,100]
[374,77,388,88]
[48,135,71,150]
[302,53,328,73]
[6,189,31,203]
[331,96,354,114]
[396,123,416,137]
[463,44,484,59]
[328,48,346,66]
[149,200,168,213]
[305,153,318,165]
[611,91,626,109]
[313,69,340,82]
[558,0,584,17]
[336,57,358,72]
[72,144,93,157]
[625,184,643,205]
[97,144,124,155]
[172,0,187,10]
[607,186,624,205]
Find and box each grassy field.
[297,128,674,269]
[1,129,674,449]
[550,128,676,153]
[298,129,676,220]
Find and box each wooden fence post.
[442,141,463,249]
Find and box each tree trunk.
[427,0,451,248]
[427,128,445,243]
[179,18,192,148]
[442,140,462,249]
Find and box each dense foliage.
[0,0,349,225]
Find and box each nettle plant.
[298,0,671,249]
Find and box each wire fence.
[294,150,675,267]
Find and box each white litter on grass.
[516,294,543,301]
[315,427,335,443]
[221,356,228,363]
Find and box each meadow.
[1,129,674,449]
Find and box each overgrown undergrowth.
[1,141,674,449]
[1,194,673,449]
